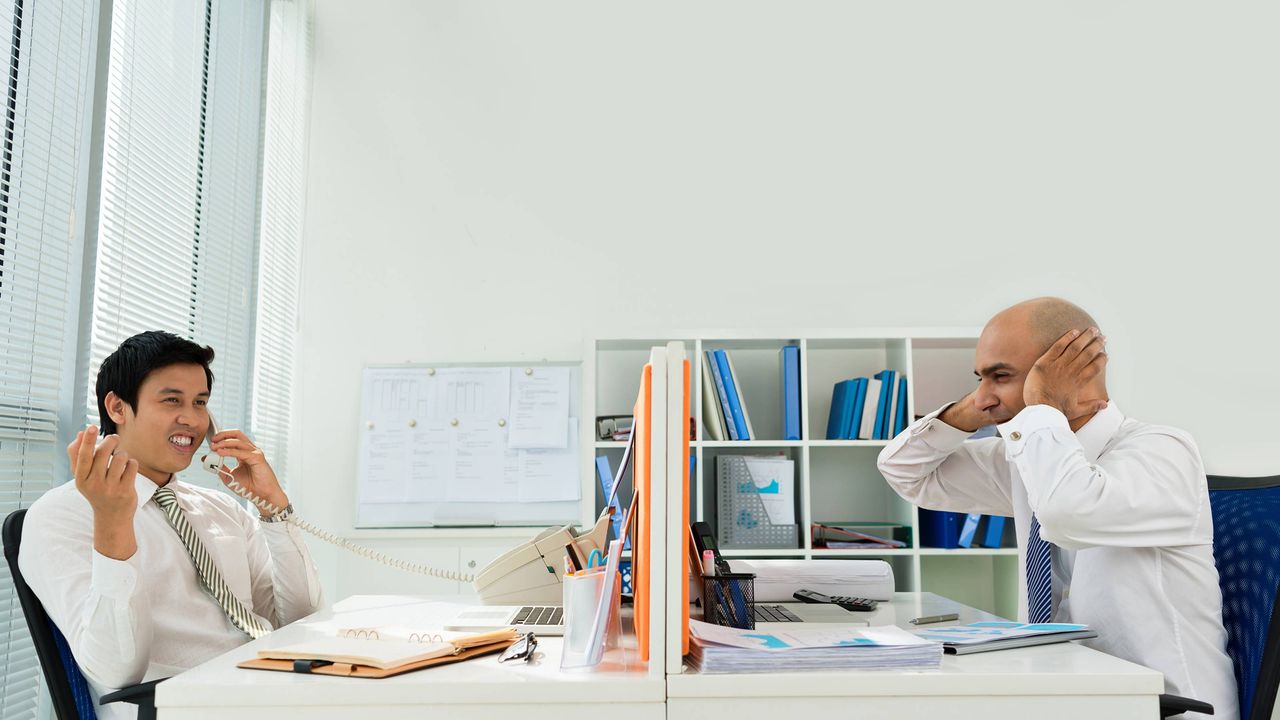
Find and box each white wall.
[297,0,1279,595]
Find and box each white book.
[724,351,754,440]
[700,352,726,441]
[858,378,882,440]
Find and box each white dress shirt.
[878,402,1237,720]
[19,474,323,719]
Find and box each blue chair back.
[1208,475,1280,720]
[3,509,97,719]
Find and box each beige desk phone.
[201,411,613,602]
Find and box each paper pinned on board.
[430,368,511,423]
[506,366,571,449]
[518,418,581,503]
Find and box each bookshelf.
[586,330,1019,620]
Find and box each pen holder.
[700,573,756,630]
[561,568,621,669]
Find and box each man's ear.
[103,391,130,428]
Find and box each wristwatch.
[260,503,294,523]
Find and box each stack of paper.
[910,621,1097,655]
[686,619,942,674]
[725,559,895,602]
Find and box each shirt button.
[1010,431,1022,441]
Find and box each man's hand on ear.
[1024,327,1109,422]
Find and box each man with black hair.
[19,331,322,718]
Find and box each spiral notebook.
[238,628,517,678]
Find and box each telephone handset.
[200,412,472,582]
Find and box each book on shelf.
[706,350,739,441]
[920,510,1010,549]
[724,351,755,440]
[822,370,907,440]
[826,380,854,440]
[958,512,983,548]
[780,345,801,440]
[910,621,1097,655]
[700,352,727,441]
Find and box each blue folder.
[958,513,982,548]
[981,515,1007,548]
[919,508,963,549]
[847,378,868,439]
[826,380,851,440]
[714,349,750,441]
[781,345,801,440]
[595,455,629,550]
[707,350,739,441]
[872,370,896,440]
[894,376,909,436]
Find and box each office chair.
[3,509,164,720]
[1159,474,1280,719]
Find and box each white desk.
[156,592,1164,720]
[153,595,665,720]
[668,592,1166,720]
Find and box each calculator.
[792,588,878,612]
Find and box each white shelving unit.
[586,330,1019,619]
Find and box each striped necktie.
[152,485,268,639]
[1026,514,1054,624]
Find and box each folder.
[981,515,1007,548]
[872,370,895,440]
[826,380,853,440]
[706,351,739,441]
[700,352,727,441]
[919,508,962,548]
[958,513,982,548]
[713,350,750,441]
[894,376,909,437]
[781,345,801,441]
[239,635,515,678]
[859,377,881,440]
[847,378,868,439]
[724,350,755,440]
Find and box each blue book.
[595,455,629,550]
[847,378,868,439]
[981,515,1007,548]
[781,345,801,440]
[713,349,750,441]
[872,370,896,439]
[826,381,851,440]
[894,376,909,436]
[707,350,739,441]
[958,512,982,548]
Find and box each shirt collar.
[134,472,176,509]
[1074,401,1124,462]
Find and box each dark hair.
[96,331,216,435]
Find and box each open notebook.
[238,627,518,678]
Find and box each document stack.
[686,619,942,674]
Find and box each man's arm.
[18,491,153,689]
[1000,406,1209,549]
[878,400,1016,517]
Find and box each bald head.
[991,297,1098,355]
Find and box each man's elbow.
[82,656,148,691]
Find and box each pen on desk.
[910,613,960,625]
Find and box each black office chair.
[1159,474,1280,719]
[3,509,164,719]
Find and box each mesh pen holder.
[700,573,756,630]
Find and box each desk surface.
[155,593,1164,720]
[154,595,665,719]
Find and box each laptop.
[444,604,566,636]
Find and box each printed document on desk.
[687,619,941,673]
[911,622,1097,654]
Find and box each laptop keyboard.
[513,605,564,627]
[754,604,803,623]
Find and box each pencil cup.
[700,573,756,630]
[561,568,620,669]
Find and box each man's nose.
[974,386,1000,413]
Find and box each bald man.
[878,298,1236,719]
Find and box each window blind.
[0,0,96,717]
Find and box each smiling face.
[103,363,211,485]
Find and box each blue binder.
[826,381,851,440]
[781,345,801,440]
[595,455,630,550]
[706,350,739,441]
[894,376,909,436]
[958,513,982,548]
[714,349,750,441]
[847,378,868,439]
[981,515,1007,548]
[919,508,963,548]
[872,370,896,440]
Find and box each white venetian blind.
[0,0,96,716]
[87,0,267,482]
[251,0,311,488]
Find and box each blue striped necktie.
[1026,514,1054,624]
[153,485,268,638]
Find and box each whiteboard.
[355,362,582,527]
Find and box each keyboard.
[512,605,564,627]
[754,604,803,623]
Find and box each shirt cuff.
[91,551,140,601]
[998,404,1075,457]
[909,403,976,451]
